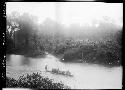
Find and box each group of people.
[45,65,73,77]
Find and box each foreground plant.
[6,72,70,89]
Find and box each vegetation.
[6,12,122,67]
[6,72,70,89]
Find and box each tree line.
[6,12,122,67]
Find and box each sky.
[6,2,123,27]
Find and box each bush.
[6,72,70,89]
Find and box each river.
[6,53,122,89]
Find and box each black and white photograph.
[5,2,123,89]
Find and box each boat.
[45,66,73,77]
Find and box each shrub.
[6,72,70,89]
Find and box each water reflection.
[8,55,29,66]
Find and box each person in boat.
[52,68,59,73]
[45,65,48,71]
[66,71,71,75]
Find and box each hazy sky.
[6,2,123,27]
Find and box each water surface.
[6,54,122,89]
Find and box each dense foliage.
[6,12,122,67]
[6,72,70,89]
